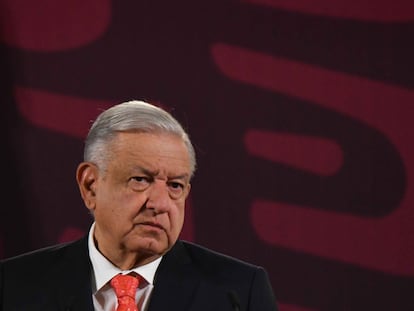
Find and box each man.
[0,100,278,310]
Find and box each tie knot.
[110,274,140,298]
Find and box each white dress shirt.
[88,223,162,311]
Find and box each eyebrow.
[168,174,190,181]
[135,166,190,181]
[138,166,158,176]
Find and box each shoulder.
[171,240,266,279]
[0,237,88,273]
[181,240,256,266]
[163,240,277,309]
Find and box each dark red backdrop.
[1,1,413,310]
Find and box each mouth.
[138,221,165,231]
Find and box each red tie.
[110,274,140,311]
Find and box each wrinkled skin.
[77,132,192,269]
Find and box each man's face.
[85,132,191,267]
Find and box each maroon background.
[1,1,414,310]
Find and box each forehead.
[108,131,191,173]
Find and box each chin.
[134,238,169,255]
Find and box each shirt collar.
[88,222,162,293]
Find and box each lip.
[138,221,165,231]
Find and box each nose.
[146,180,172,214]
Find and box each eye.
[129,176,151,191]
[168,181,185,198]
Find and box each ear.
[76,162,99,212]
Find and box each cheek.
[170,203,186,230]
[95,187,131,218]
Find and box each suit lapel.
[53,237,94,311]
[147,241,201,311]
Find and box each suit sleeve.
[248,267,279,311]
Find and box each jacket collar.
[147,240,201,311]
[55,236,94,311]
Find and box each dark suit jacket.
[0,236,278,311]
